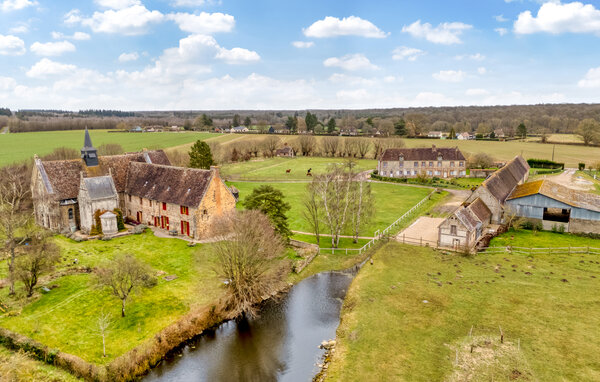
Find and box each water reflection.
[145,271,353,382]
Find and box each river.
[144,270,354,382]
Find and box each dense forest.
[1,104,599,136]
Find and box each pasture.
[327,242,600,381]
[230,181,435,237]
[0,130,217,166]
[0,231,224,364]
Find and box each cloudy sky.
[1,0,600,110]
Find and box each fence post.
[568,246,571,255]
[420,237,423,246]
[403,234,405,244]
[346,248,348,255]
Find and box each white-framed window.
[383,162,387,168]
[438,161,442,167]
[421,161,426,167]
[450,170,456,175]
[427,170,432,175]
[460,170,466,176]
[399,162,403,167]
[459,161,464,167]
[414,161,419,167]
[396,170,400,176]
[450,162,455,167]
[429,161,433,167]
[435,170,440,176]
[413,170,417,175]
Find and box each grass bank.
[327,242,600,381]
[489,229,600,248]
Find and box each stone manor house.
[377,145,466,179]
[31,129,236,239]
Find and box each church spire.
[81,127,99,167]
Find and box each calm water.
[145,271,354,382]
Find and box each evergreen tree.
[394,118,406,136]
[327,117,336,134]
[305,112,318,132]
[449,127,456,139]
[189,140,214,169]
[243,185,292,239]
[517,123,527,139]
[183,119,192,131]
[201,113,213,127]
[232,114,241,127]
[285,116,298,134]
[243,116,251,127]
[366,117,374,127]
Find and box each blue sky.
[1,0,600,110]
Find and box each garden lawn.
[220,157,378,181]
[489,229,600,249]
[0,231,224,365]
[230,181,432,237]
[0,130,217,166]
[327,242,600,381]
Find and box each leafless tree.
[245,138,262,157]
[373,138,401,159]
[301,182,322,245]
[348,181,374,243]
[356,139,371,159]
[468,152,494,169]
[578,118,600,145]
[93,310,113,358]
[97,143,125,156]
[209,210,286,318]
[41,147,80,161]
[96,254,154,317]
[14,231,60,297]
[0,164,33,295]
[298,135,317,156]
[262,135,280,158]
[342,138,358,158]
[322,137,339,157]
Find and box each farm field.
[489,229,600,249]
[0,130,217,166]
[0,231,224,364]
[230,181,433,237]
[327,242,600,381]
[220,157,378,181]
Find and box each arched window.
[68,208,74,220]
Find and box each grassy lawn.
[489,229,600,249]
[327,242,600,381]
[220,157,378,181]
[578,170,600,195]
[291,233,370,248]
[230,181,432,237]
[0,130,217,166]
[0,231,224,365]
[0,344,81,381]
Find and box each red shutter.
[181,221,184,234]
[187,222,190,236]
[162,202,167,210]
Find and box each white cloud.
[26,58,77,78]
[383,75,401,83]
[578,66,600,87]
[9,24,28,34]
[215,47,260,64]
[466,88,489,96]
[292,41,314,48]
[402,20,472,44]
[30,41,76,56]
[95,0,139,9]
[0,34,25,55]
[65,5,163,35]
[0,76,17,91]
[171,0,215,6]
[118,52,139,62]
[515,1,600,35]
[167,12,235,34]
[1,0,37,12]
[432,70,467,82]
[392,46,425,61]
[495,14,508,22]
[303,16,388,38]
[328,73,375,86]
[323,53,378,71]
[414,92,454,106]
[454,53,485,61]
[51,31,91,40]
[477,67,487,75]
[495,27,508,36]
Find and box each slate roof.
[83,176,117,200]
[276,146,294,155]
[39,150,170,200]
[480,156,529,204]
[455,207,480,231]
[380,146,465,162]
[508,179,600,213]
[125,162,213,207]
[469,198,492,222]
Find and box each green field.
[221,157,378,181]
[327,242,600,381]
[230,181,432,237]
[0,130,217,166]
[0,232,224,364]
[489,229,600,248]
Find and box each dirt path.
[396,217,445,244]
[543,169,594,191]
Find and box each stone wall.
[569,218,600,234]
[438,215,474,248]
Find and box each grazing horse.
[286,169,291,174]
[307,168,312,176]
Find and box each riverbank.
[325,242,600,381]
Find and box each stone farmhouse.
[275,143,295,157]
[438,156,529,250]
[378,145,466,179]
[31,129,236,239]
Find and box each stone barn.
[438,198,491,250]
[506,179,600,234]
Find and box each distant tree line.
[78,109,135,117]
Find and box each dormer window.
[399,155,404,161]
[437,155,443,161]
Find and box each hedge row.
[527,158,564,169]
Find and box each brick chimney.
[210,165,220,179]
[432,144,437,152]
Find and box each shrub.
[579,162,586,171]
[527,158,564,169]
[114,208,125,231]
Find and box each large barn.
[31,129,236,239]
[506,179,600,234]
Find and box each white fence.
[318,190,437,255]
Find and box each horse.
[286,169,291,174]
[306,167,312,176]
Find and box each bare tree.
[262,135,280,158]
[14,231,60,297]
[356,139,371,159]
[349,181,374,243]
[245,138,262,157]
[322,137,339,157]
[342,138,358,158]
[41,147,79,161]
[0,164,33,295]
[97,143,125,156]
[373,138,401,159]
[209,210,286,318]
[96,254,154,317]
[301,182,322,245]
[468,152,494,169]
[93,310,112,358]
[298,135,316,156]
